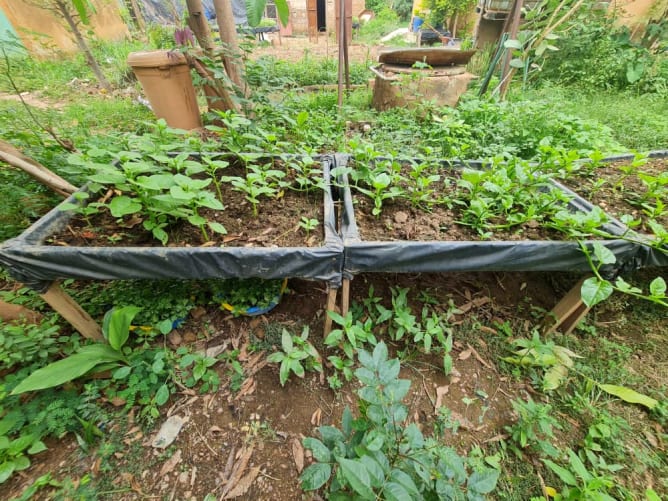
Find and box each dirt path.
[250,34,381,64]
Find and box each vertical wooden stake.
[324,287,338,338]
[341,279,350,317]
[40,282,103,341]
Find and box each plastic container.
[127,50,202,130]
[220,279,288,317]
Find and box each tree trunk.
[54,0,112,91]
[186,0,214,51]
[499,0,523,99]
[449,12,458,38]
[212,0,244,91]
[188,54,240,113]
[125,0,145,31]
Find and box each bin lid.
[127,50,188,68]
[378,48,476,66]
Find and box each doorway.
[316,0,326,32]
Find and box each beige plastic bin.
[127,50,202,130]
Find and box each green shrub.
[300,342,500,498]
[0,318,66,371]
[536,13,667,94]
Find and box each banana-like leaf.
[245,0,289,27]
[71,0,94,25]
[11,344,125,395]
[598,384,658,410]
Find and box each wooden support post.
[341,278,350,317]
[543,277,591,336]
[40,282,103,341]
[324,287,338,338]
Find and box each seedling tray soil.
[337,154,668,275]
[0,157,343,291]
[51,180,325,249]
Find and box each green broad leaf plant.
[11,306,141,395]
[267,327,322,386]
[300,342,500,499]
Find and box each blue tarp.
[137,0,247,26]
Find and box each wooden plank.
[0,142,77,197]
[323,287,338,338]
[544,277,591,336]
[40,282,103,341]
[341,279,350,317]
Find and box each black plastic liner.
[337,153,668,277]
[0,156,343,291]
[1,152,666,292]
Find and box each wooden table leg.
[40,282,103,341]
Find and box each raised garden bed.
[336,154,668,275]
[0,155,343,291]
[557,152,668,234]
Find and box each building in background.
[0,0,128,56]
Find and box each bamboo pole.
[498,0,523,99]
[0,147,77,197]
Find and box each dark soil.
[560,157,668,231]
[49,188,326,249]
[353,195,566,242]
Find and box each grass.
[1,40,145,98]
[515,84,668,151]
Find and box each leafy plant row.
[339,148,668,251]
[62,120,325,245]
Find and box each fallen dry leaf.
[205,342,228,358]
[450,411,476,431]
[292,438,305,473]
[159,449,182,477]
[110,396,126,407]
[120,472,144,494]
[235,377,256,400]
[458,349,472,361]
[467,343,493,369]
[311,408,322,426]
[434,385,450,413]
[483,434,509,444]
[221,446,255,498]
[223,467,261,499]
